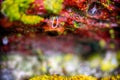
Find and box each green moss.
[1,0,43,24]
[21,14,43,24]
[2,1,20,21]
[44,0,63,14]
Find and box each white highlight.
[2,37,8,45]
[91,6,97,14]
[51,17,59,28]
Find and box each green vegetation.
[44,0,63,14]
[1,0,43,24]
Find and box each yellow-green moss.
[30,75,97,80]
[21,14,43,24]
[44,0,63,14]
[1,0,43,24]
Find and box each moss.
[21,14,43,24]
[30,75,97,80]
[44,0,63,14]
[1,0,43,24]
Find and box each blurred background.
[0,33,120,80]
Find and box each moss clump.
[1,0,43,24]
[44,0,63,14]
[21,14,43,25]
[30,74,97,80]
